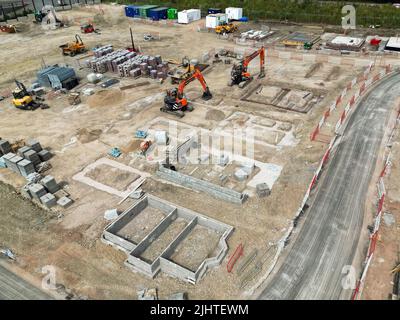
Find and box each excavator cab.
[12,80,42,110]
[161,68,212,118]
[229,46,265,88]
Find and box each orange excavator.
[228,46,265,88]
[161,68,212,118]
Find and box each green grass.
[108,0,400,28]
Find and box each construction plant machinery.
[81,23,96,34]
[215,22,238,35]
[228,46,265,88]
[12,80,47,110]
[34,5,64,27]
[60,34,86,56]
[161,68,212,118]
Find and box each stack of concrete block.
[40,175,60,193]
[24,149,41,166]
[6,154,23,174]
[26,139,42,153]
[17,146,32,157]
[0,139,12,156]
[17,159,35,177]
[38,149,52,161]
[87,48,168,79]
[57,196,73,208]
[40,193,57,208]
[256,183,271,198]
[28,183,47,201]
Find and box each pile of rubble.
[86,46,169,79]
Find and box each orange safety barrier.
[227,243,244,273]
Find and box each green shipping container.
[167,8,178,20]
[139,5,158,18]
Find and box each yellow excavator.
[215,22,238,35]
[60,34,86,56]
[12,80,47,110]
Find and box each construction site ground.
[0,4,399,299]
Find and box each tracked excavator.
[161,68,212,118]
[228,46,265,88]
[12,80,47,110]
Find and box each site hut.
[225,7,243,21]
[167,8,178,20]
[177,9,201,24]
[385,36,400,52]
[138,5,159,19]
[149,7,169,21]
[125,5,141,18]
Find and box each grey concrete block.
[8,155,24,174]
[28,183,47,201]
[234,168,248,181]
[41,175,60,193]
[38,149,52,161]
[24,150,41,166]
[26,139,42,153]
[256,183,271,198]
[57,196,73,208]
[0,140,11,155]
[40,193,57,208]
[218,154,229,166]
[17,146,32,158]
[2,152,16,168]
[17,159,35,178]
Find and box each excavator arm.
[242,46,265,78]
[177,68,212,100]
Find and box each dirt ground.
[0,4,398,300]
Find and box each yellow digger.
[60,34,86,56]
[12,80,47,110]
[215,22,238,35]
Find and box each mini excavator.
[228,46,265,88]
[161,68,212,118]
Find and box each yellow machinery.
[215,22,238,35]
[12,80,34,110]
[60,34,86,56]
[12,80,47,110]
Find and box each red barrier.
[310,127,319,141]
[227,243,244,273]
[349,95,355,106]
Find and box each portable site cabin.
[205,13,228,29]
[139,5,158,18]
[149,7,168,20]
[177,9,201,24]
[167,8,178,19]
[125,5,140,17]
[225,7,243,20]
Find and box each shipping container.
[208,8,222,14]
[225,7,243,20]
[125,5,140,18]
[205,13,228,29]
[167,8,178,20]
[149,7,168,21]
[139,5,158,18]
[177,9,201,24]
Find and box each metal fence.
[0,0,101,22]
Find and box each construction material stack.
[178,9,201,24]
[86,47,168,79]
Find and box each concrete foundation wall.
[102,194,234,283]
[131,208,177,257]
[157,165,246,204]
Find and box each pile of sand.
[77,128,102,143]
[87,89,124,108]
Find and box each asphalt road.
[0,264,52,300]
[258,73,400,300]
